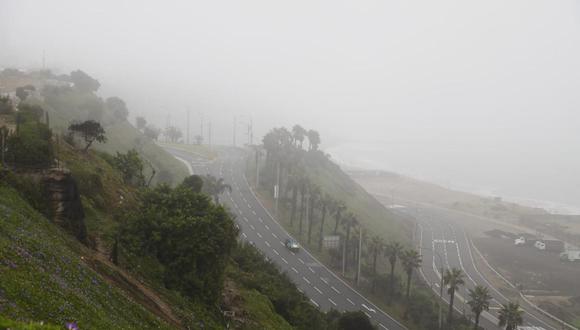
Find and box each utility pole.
[233,116,237,147]
[208,121,212,150]
[342,235,346,276]
[186,108,190,144]
[255,147,260,187]
[274,162,280,216]
[200,113,204,144]
[439,266,444,329]
[356,227,363,286]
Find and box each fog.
[2,1,579,212]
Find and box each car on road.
[285,238,300,252]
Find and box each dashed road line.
[265,241,270,247]
[303,277,311,284]
[331,286,340,294]
[292,267,299,274]
[328,298,337,306]
[272,233,278,239]
[265,224,270,230]
[309,267,315,274]
[346,298,355,305]
[273,249,280,256]
[314,286,323,294]
[281,257,288,264]
[310,299,319,307]
[256,232,262,238]
[249,224,255,230]
[298,258,305,264]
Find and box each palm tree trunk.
[290,186,298,226]
[318,205,326,251]
[345,225,351,272]
[406,272,412,300]
[389,262,395,294]
[372,251,378,290]
[474,313,480,330]
[448,289,455,324]
[307,198,314,244]
[299,191,305,236]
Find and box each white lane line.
[249,224,255,230]
[281,257,288,264]
[264,224,270,230]
[298,288,303,294]
[241,233,247,238]
[258,218,263,223]
[257,232,263,238]
[303,277,311,284]
[310,299,319,307]
[379,324,388,330]
[347,298,355,305]
[364,312,371,319]
[298,258,305,264]
[328,298,337,306]
[331,286,340,294]
[272,233,278,239]
[273,249,280,256]
[252,210,257,215]
[247,203,251,208]
[309,267,315,274]
[279,241,285,246]
[314,286,323,294]
[321,278,329,285]
[243,217,248,223]
[265,241,270,247]
[292,267,298,274]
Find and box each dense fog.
[1,0,579,211]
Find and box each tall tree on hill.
[467,285,492,330]
[341,213,358,273]
[332,201,346,234]
[288,173,300,226]
[298,175,309,237]
[368,235,385,290]
[144,125,161,141]
[385,241,403,295]
[70,70,100,93]
[106,96,129,122]
[318,194,333,251]
[68,120,107,152]
[443,267,465,325]
[306,129,320,151]
[400,249,422,300]
[307,184,320,244]
[292,124,307,149]
[164,126,183,143]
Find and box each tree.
[202,175,232,204]
[0,96,14,114]
[306,129,320,151]
[443,267,465,325]
[498,302,523,330]
[70,70,100,93]
[68,120,107,152]
[194,134,203,145]
[292,124,307,149]
[180,175,203,193]
[112,149,145,186]
[144,125,161,141]
[368,235,385,290]
[307,184,320,244]
[341,213,358,273]
[15,85,35,101]
[135,116,147,130]
[385,242,403,295]
[400,249,422,300]
[164,126,183,143]
[106,96,129,121]
[336,311,374,330]
[318,194,333,251]
[467,285,492,329]
[332,201,346,234]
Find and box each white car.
[514,237,525,245]
[534,241,546,250]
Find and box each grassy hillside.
[0,186,171,329]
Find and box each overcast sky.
[1,1,579,211]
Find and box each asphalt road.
[395,205,561,330]
[165,146,406,330]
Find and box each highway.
[395,205,561,330]
[165,146,406,330]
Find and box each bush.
[6,121,53,168]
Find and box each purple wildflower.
[66,322,79,330]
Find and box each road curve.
[164,146,406,330]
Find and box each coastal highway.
[165,146,406,330]
[394,205,561,330]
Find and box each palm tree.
[384,242,403,294]
[498,302,523,330]
[298,176,309,236]
[467,285,492,330]
[368,235,384,290]
[341,213,358,273]
[318,194,333,251]
[332,201,346,234]
[292,124,307,149]
[287,173,300,226]
[443,267,465,325]
[307,184,321,244]
[306,129,320,151]
[202,175,232,204]
[400,249,422,300]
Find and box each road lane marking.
[328,298,337,306]
[321,278,329,285]
[292,267,298,273]
[258,218,263,223]
[252,210,257,215]
[256,232,262,238]
[241,233,247,238]
[281,257,288,264]
[264,241,270,247]
[347,298,355,305]
[273,249,279,256]
[298,258,305,264]
[331,286,340,294]
[265,224,270,230]
[379,324,387,330]
[272,233,278,239]
[243,217,248,223]
[250,224,255,230]
[310,299,319,307]
[309,267,315,274]
[303,277,311,284]
[364,312,371,318]
[314,286,323,294]
[362,304,376,313]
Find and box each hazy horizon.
[2,0,579,213]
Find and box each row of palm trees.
[443,267,523,329]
